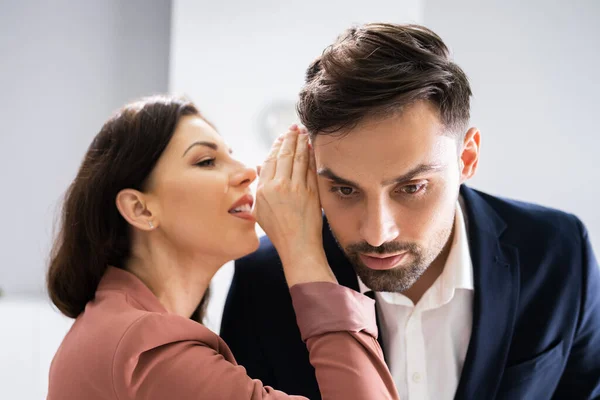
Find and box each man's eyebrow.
[317,164,443,188]
[381,164,444,185]
[317,168,361,188]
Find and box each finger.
[291,131,310,186]
[260,135,284,181]
[275,127,300,180]
[307,144,319,191]
[256,165,262,176]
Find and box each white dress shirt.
[358,201,474,400]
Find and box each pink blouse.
[47,267,398,399]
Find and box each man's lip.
[228,193,254,212]
[359,252,407,270]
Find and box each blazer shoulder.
[473,189,584,246]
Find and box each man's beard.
[332,225,453,293]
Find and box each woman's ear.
[115,189,157,231]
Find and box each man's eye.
[401,184,425,195]
[339,187,354,196]
[331,186,357,198]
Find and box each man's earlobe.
[460,127,480,182]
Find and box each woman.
[46,95,398,399]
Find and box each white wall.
[170,0,425,333]
[0,1,172,398]
[424,0,600,250]
[0,298,72,400]
[0,0,172,295]
[171,0,600,334]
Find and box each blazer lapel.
[455,186,521,399]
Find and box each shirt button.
[412,372,422,383]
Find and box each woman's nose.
[231,164,257,187]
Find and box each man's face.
[313,100,479,292]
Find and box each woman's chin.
[248,233,261,252]
[229,232,260,260]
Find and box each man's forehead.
[311,101,447,150]
[314,134,451,167]
[313,133,438,163]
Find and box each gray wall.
[0,0,172,295]
[424,0,600,251]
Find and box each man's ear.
[115,189,158,231]
[460,127,481,183]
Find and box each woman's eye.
[195,158,215,167]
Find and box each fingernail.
[289,124,298,131]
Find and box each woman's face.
[144,115,259,261]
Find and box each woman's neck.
[125,236,224,319]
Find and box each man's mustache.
[346,241,420,256]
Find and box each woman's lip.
[229,193,254,212]
[359,253,407,270]
[230,210,256,222]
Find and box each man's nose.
[359,198,399,248]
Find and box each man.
[221,23,600,399]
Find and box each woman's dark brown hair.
[297,23,472,136]
[47,95,209,322]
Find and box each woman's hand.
[254,125,336,286]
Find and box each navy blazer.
[221,186,600,399]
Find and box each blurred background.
[1,0,598,398]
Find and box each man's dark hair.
[297,23,472,136]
